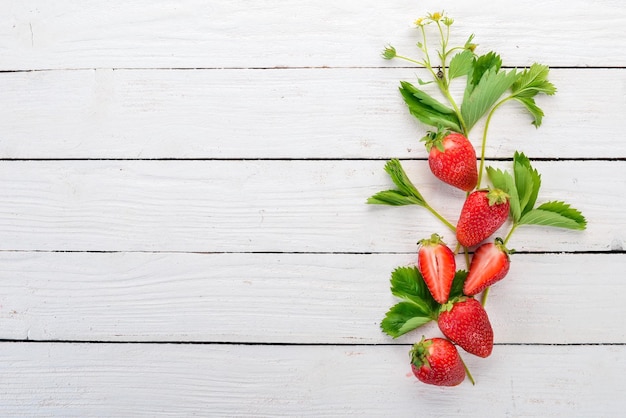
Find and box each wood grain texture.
[0,343,624,417]
[0,252,623,344]
[0,0,623,414]
[0,68,623,159]
[1,0,625,69]
[0,160,617,252]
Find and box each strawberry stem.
[503,223,518,246]
[476,97,514,188]
[480,287,490,306]
[393,54,427,67]
[424,203,457,233]
[460,354,476,385]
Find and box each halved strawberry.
[422,130,478,192]
[463,238,511,296]
[438,297,494,358]
[417,234,456,304]
[456,188,510,247]
[410,337,466,386]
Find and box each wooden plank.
[0,68,622,159]
[0,252,622,344]
[1,0,624,70]
[0,160,617,253]
[0,342,623,416]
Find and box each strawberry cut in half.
[422,130,478,192]
[464,238,512,296]
[456,188,510,247]
[438,297,494,358]
[410,337,466,386]
[417,234,456,304]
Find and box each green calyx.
[438,296,469,315]
[493,237,514,256]
[418,233,447,247]
[486,187,510,206]
[409,336,432,368]
[420,127,450,153]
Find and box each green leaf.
[367,159,426,207]
[381,302,434,338]
[515,97,545,127]
[519,201,587,230]
[468,52,502,88]
[390,266,439,312]
[511,63,556,98]
[448,270,468,300]
[486,166,521,222]
[510,64,556,127]
[380,266,440,338]
[367,190,423,206]
[513,152,541,216]
[448,50,474,80]
[461,63,518,131]
[399,81,462,132]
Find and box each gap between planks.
[0,340,624,346]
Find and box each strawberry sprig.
[367,159,457,232]
[371,11,587,387]
[382,11,556,188]
[487,151,587,245]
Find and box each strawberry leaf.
[448,50,474,80]
[486,166,521,222]
[399,81,462,132]
[367,190,422,206]
[461,57,518,131]
[513,152,541,217]
[519,201,587,230]
[448,270,468,300]
[390,266,439,313]
[381,266,439,338]
[515,97,545,127]
[511,63,557,98]
[380,302,434,338]
[367,159,426,207]
[468,52,502,87]
[510,63,556,127]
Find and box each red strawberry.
[410,337,466,386]
[438,297,494,358]
[464,238,511,296]
[417,234,456,304]
[456,188,510,247]
[422,130,477,191]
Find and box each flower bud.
[381,45,397,60]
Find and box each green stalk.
[460,355,476,385]
[393,55,427,67]
[433,20,468,136]
[480,287,490,307]
[441,88,468,136]
[476,96,514,188]
[420,25,431,68]
[503,223,518,246]
[424,203,457,233]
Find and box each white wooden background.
[1,0,625,416]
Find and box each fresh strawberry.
[410,337,466,386]
[464,238,511,296]
[422,130,477,191]
[456,188,510,247]
[438,297,494,358]
[417,233,456,304]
